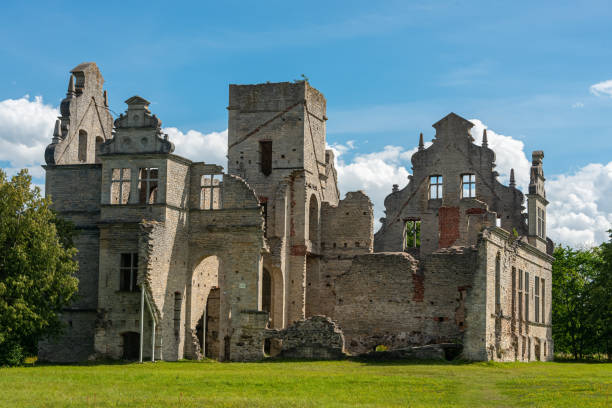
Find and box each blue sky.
[1,0,611,246]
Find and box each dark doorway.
[122,332,140,360]
[205,288,220,359]
[262,268,272,315]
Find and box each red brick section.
[412,273,424,302]
[466,207,486,215]
[438,206,460,247]
[291,245,307,256]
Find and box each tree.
[551,246,600,359]
[0,169,78,365]
[591,231,612,359]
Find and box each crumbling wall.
[316,191,373,317]
[333,249,479,355]
[266,316,345,359]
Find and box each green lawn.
[0,359,610,407]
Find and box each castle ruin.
[39,63,554,362]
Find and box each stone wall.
[333,249,480,355]
[266,316,345,359]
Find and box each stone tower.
[45,62,113,165]
[527,151,548,252]
[227,81,340,327]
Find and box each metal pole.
[139,285,144,363]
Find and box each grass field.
[0,359,610,407]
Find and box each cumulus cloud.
[589,80,612,97]
[329,142,412,224]
[469,119,531,191]
[0,95,58,179]
[163,127,228,167]
[547,162,612,247]
[0,95,609,247]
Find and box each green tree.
[0,169,79,365]
[591,231,612,359]
[551,246,600,359]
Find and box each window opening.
[138,168,158,204]
[524,271,530,322]
[95,136,104,163]
[200,174,223,210]
[518,269,523,321]
[461,174,476,198]
[404,220,421,249]
[78,130,88,162]
[534,276,540,323]
[541,278,545,324]
[111,168,131,204]
[260,141,272,176]
[173,292,182,337]
[537,207,545,239]
[429,175,443,199]
[512,267,516,321]
[495,253,501,314]
[119,253,138,292]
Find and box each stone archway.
[185,255,221,360]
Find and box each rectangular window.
[537,207,546,239]
[429,175,443,199]
[534,276,540,323]
[518,269,523,321]
[512,267,516,320]
[200,174,223,210]
[260,141,272,176]
[461,174,476,198]
[119,253,138,292]
[138,168,158,204]
[525,271,530,322]
[111,168,131,204]
[541,278,545,324]
[404,219,421,249]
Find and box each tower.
[44,62,113,165]
[527,151,548,252]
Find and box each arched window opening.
[95,136,104,163]
[78,130,88,162]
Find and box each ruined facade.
[40,63,553,363]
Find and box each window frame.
[461,173,476,199]
[200,174,223,210]
[429,175,443,200]
[111,168,131,205]
[138,167,159,204]
[119,253,139,292]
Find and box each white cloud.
[469,119,531,191]
[589,80,612,97]
[163,127,228,167]
[1,96,609,247]
[547,162,612,247]
[0,95,58,179]
[572,102,584,108]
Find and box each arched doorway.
[186,255,220,359]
